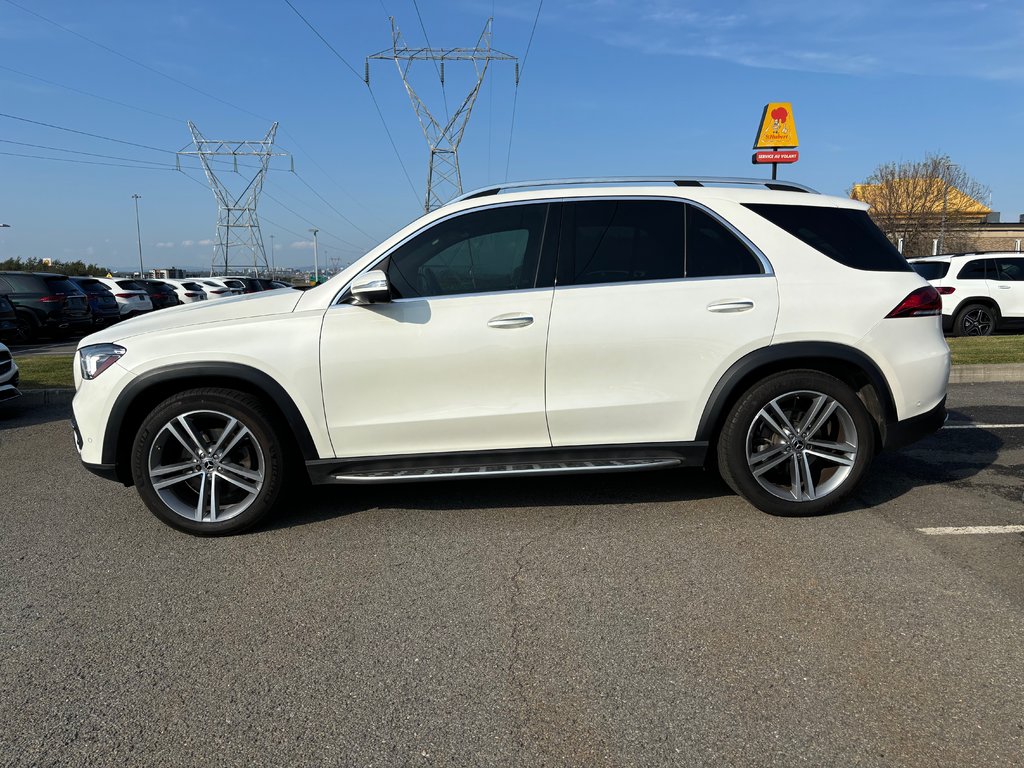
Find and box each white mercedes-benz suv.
[72,178,950,535]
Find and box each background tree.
[851,154,990,257]
[0,256,110,275]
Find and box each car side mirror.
[349,270,391,304]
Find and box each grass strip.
[16,354,75,389]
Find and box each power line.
[0,138,173,166]
[261,190,362,251]
[505,0,543,180]
[0,149,176,170]
[293,171,376,241]
[3,0,273,124]
[0,64,183,123]
[282,0,419,203]
[411,0,450,122]
[0,111,177,155]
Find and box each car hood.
[77,289,303,348]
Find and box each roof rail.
[450,176,818,205]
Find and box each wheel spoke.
[164,422,199,460]
[209,474,219,522]
[800,454,818,500]
[214,468,261,495]
[152,467,204,490]
[176,415,207,455]
[150,460,198,478]
[805,448,855,467]
[797,394,828,433]
[805,400,839,440]
[749,444,791,477]
[789,454,802,500]
[210,417,239,455]
[768,400,799,436]
[756,408,792,440]
[219,461,262,483]
[195,472,208,521]
[219,423,252,459]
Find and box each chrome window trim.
[332,193,773,305]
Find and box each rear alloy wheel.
[954,303,996,337]
[717,371,876,517]
[14,314,36,343]
[131,388,286,535]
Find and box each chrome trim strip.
[331,457,681,483]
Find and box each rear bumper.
[884,397,946,450]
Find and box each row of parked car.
[0,272,294,343]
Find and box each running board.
[329,457,681,484]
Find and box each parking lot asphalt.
[1,383,1022,767]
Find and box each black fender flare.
[695,342,897,443]
[101,362,319,469]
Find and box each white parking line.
[918,525,1024,535]
[943,423,1024,429]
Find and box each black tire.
[953,303,997,337]
[131,387,286,535]
[14,313,37,343]
[717,370,876,517]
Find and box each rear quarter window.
[744,204,911,272]
[910,262,950,280]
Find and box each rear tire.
[14,313,37,343]
[131,387,286,535]
[717,370,876,517]
[953,303,997,336]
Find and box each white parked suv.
[908,252,1024,336]
[159,279,209,304]
[72,177,950,535]
[0,341,20,403]
[90,277,154,318]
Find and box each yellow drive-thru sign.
[754,102,798,148]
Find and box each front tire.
[131,388,286,535]
[717,371,876,517]
[953,303,997,337]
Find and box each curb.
[948,364,1024,384]
[12,388,75,408]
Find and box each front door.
[319,202,555,458]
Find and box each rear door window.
[957,259,991,280]
[45,276,84,294]
[744,204,911,272]
[995,258,1024,281]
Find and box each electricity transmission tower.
[177,122,291,276]
[367,17,518,212]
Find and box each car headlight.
[79,344,126,380]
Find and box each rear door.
[990,257,1024,318]
[544,198,779,447]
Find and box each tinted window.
[0,277,12,293]
[45,276,84,294]
[744,204,912,272]
[387,204,547,298]
[3,274,40,292]
[995,258,1024,281]
[182,282,204,291]
[957,259,990,280]
[116,280,146,291]
[686,206,762,277]
[565,200,684,285]
[910,262,950,280]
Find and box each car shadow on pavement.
[266,466,732,531]
[854,408,1004,507]
[0,402,71,429]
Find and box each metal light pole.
[269,233,276,279]
[132,194,145,277]
[309,228,319,283]
[937,160,955,255]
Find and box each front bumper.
[883,397,947,451]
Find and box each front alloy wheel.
[132,388,285,534]
[955,304,995,337]
[718,371,876,517]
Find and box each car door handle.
[487,313,534,329]
[997,285,1011,289]
[706,300,754,313]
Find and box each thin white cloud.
[291,240,315,250]
[181,239,195,247]
[155,242,175,248]
[198,239,214,246]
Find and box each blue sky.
[1,0,1022,273]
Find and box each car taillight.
[115,292,134,298]
[936,287,955,295]
[39,294,64,303]
[886,286,942,318]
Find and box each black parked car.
[0,271,92,342]
[136,279,181,309]
[70,277,122,328]
[0,294,18,341]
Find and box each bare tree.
[851,154,990,257]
